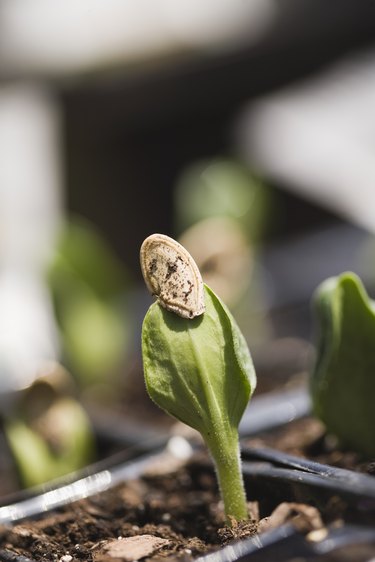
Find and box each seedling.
[311,272,375,458]
[140,234,256,523]
[5,383,95,489]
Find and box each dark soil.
[0,356,373,561]
[0,452,325,562]
[245,416,375,475]
[1,403,374,561]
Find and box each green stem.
[206,430,248,524]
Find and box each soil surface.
[245,416,375,475]
[1,406,374,561]
[0,358,374,562]
[0,452,324,562]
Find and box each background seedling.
[311,272,375,458]
[141,234,256,523]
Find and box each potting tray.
[0,384,374,561]
[0,435,374,561]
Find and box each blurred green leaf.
[6,397,95,488]
[62,294,127,381]
[50,217,128,299]
[311,272,375,458]
[174,158,269,243]
[48,217,130,384]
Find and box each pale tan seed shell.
[140,233,205,319]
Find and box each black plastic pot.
[198,523,375,562]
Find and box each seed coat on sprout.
[140,233,205,319]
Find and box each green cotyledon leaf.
[142,282,256,522]
[142,284,256,441]
[311,272,375,458]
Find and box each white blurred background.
[0,0,375,395]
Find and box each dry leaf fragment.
[259,502,324,534]
[93,534,170,562]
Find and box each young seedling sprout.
[140,234,256,524]
[311,272,375,458]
